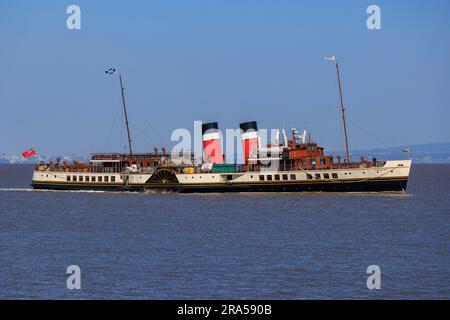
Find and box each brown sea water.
[0,164,448,299]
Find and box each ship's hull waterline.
[31,178,408,193]
[31,160,411,193]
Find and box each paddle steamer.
[31,62,412,193]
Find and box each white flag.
[324,55,336,61]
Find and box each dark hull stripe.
[32,178,408,193]
[176,179,408,193]
[31,184,129,192]
[139,176,408,188]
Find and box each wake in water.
[0,187,181,196]
[0,187,412,197]
[0,188,36,192]
[143,188,177,195]
[0,187,110,194]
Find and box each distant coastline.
[1,142,449,164]
[332,142,450,164]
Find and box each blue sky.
[1,0,449,158]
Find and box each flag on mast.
[105,67,117,75]
[22,147,37,158]
[324,55,336,61]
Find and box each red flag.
[22,147,37,158]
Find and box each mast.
[335,62,350,163]
[118,74,133,156]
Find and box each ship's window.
[259,175,265,181]
[227,175,232,181]
[332,173,338,179]
[398,164,404,167]
[111,176,115,182]
[267,175,272,181]
[324,173,330,179]
[274,174,280,181]
[73,176,77,181]
[250,175,253,179]
[67,175,71,181]
[85,176,90,182]
[290,174,296,180]
[92,176,96,182]
[104,176,109,182]
[98,176,102,182]
[282,174,288,180]
[315,174,321,179]
[79,176,83,182]
[306,174,312,180]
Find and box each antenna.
[281,129,288,147]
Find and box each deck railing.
[36,159,384,174]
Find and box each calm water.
[0,164,448,299]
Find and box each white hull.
[31,160,412,192]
